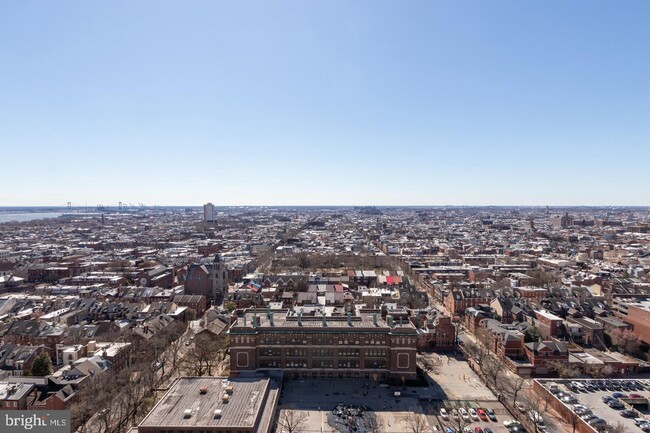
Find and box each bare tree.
[70,357,160,433]
[609,329,642,356]
[277,410,309,433]
[182,333,228,376]
[566,408,583,433]
[361,412,384,433]
[528,387,555,415]
[417,353,439,376]
[483,356,505,388]
[508,376,528,406]
[547,360,579,378]
[465,338,490,372]
[402,412,429,433]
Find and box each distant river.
[0,212,63,224]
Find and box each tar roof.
[139,376,274,429]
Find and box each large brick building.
[444,288,492,316]
[228,308,418,381]
[619,300,650,345]
[184,255,228,301]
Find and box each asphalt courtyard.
[275,353,515,433]
[277,378,425,432]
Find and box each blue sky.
[1,1,648,206]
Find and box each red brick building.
[524,341,569,375]
[229,309,418,381]
[622,302,650,345]
[444,288,492,316]
[417,315,456,350]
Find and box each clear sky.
[1,1,648,207]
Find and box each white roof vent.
[183,409,192,418]
[214,409,222,418]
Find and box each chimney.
[269,312,274,326]
[321,311,327,327]
[297,310,302,326]
[372,313,377,326]
[387,315,394,328]
[347,312,352,326]
[266,304,271,319]
[252,312,258,328]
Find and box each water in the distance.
[0,212,63,223]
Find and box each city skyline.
[2,1,649,206]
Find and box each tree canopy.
[31,353,53,376]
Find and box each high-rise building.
[203,202,215,223]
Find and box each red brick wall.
[626,305,650,345]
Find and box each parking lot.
[423,399,513,433]
[277,378,426,432]
[276,358,519,433]
[539,378,650,432]
[421,352,514,432]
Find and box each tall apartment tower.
[203,202,215,222]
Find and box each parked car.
[440,408,449,420]
[477,408,488,421]
[503,419,520,427]
[608,400,625,409]
[474,428,483,433]
[486,407,497,422]
[629,393,644,399]
[515,401,527,412]
[601,395,615,403]
[484,429,493,433]
[561,395,577,404]
[588,418,606,427]
[619,409,637,418]
[459,407,470,421]
[612,392,628,399]
[469,408,479,421]
[445,428,455,433]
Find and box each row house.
[444,288,493,316]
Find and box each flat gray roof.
[139,376,278,430]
